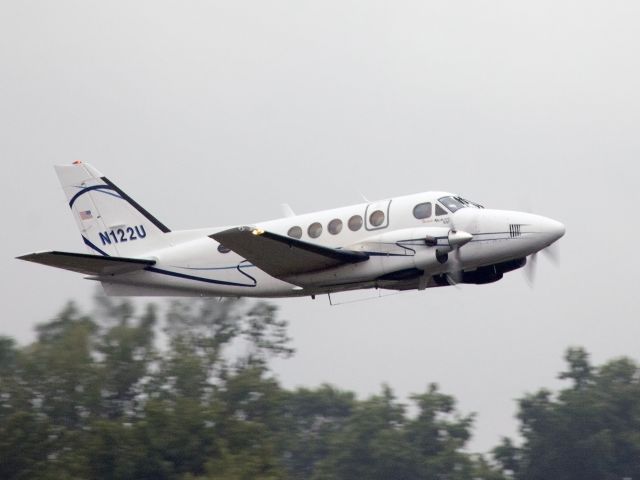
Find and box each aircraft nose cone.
[546,218,565,242]
[538,216,565,245]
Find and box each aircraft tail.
[55,161,172,257]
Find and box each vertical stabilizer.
[55,162,171,257]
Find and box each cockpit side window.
[438,196,465,213]
[455,196,484,209]
[435,204,448,216]
[438,196,485,213]
[465,198,485,209]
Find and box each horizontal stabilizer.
[211,227,369,278]
[17,251,155,276]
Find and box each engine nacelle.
[412,248,449,272]
[432,258,527,285]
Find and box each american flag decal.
[79,210,93,220]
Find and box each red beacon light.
[72,160,83,165]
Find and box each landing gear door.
[364,199,392,231]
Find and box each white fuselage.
[98,191,565,298]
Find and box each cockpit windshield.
[438,196,484,213]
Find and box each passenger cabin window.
[435,204,448,216]
[348,215,363,231]
[287,226,302,239]
[308,222,323,238]
[217,244,231,254]
[369,210,385,227]
[328,218,343,235]
[413,202,432,219]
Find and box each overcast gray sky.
[2,1,639,452]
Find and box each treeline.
[0,297,638,480]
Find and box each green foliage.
[0,411,51,480]
[311,385,414,480]
[494,347,640,480]
[280,385,356,478]
[558,347,593,390]
[96,300,157,419]
[25,302,101,429]
[12,293,639,479]
[308,383,483,480]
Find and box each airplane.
[17,161,565,298]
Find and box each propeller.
[520,199,561,288]
[543,242,560,266]
[443,214,474,286]
[525,252,537,286]
[445,249,463,287]
[525,245,560,287]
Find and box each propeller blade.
[418,272,429,291]
[445,273,461,289]
[525,252,537,287]
[447,246,464,285]
[543,242,560,266]
[444,209,478,288]
[517,197,561,286]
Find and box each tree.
[95,299,158,419]
[26,302,101,430]
[239,302,294,368]
[493,437,521,478]
[558,347,593,390]
[312,385,415,480]
[8,292,597,480]
[311,384,482,480]
[406,383,476,479]
[280,385,355,479]
[494,348,640,480]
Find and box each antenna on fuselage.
[358,191,370,203]
[280,203,296,218]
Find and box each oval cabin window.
[328,218,343,235]
[413,202,432,219]
[348,215,363,231]
[369,210,385,227]
[287,226,302,239]
[308,222,323,238]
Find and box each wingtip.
[16,252,40,261]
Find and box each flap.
[17,251,155,276]
[211,227,369,278]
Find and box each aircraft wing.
[211,227,369,278]
[17,251,155,276]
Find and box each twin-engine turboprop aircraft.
[18,162,565,298]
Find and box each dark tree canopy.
[1,295,638,480]
[493,347,640,480]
